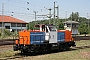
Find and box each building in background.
[64,21,79,36]
[0,15,28,32]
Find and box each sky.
[0,0,90,22]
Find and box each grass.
[0,40,90,60]
[0,36,18,40]
[0,50,19,58]
[27,49,90,60]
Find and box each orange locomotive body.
[58,30,74,42]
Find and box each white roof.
[64,21,79,24]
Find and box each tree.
[68,12,79,21]
[78,22,89,36]
[56,19,64,30]
[58,22,64,30]
[27,22,34,30]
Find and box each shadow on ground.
[5,45,90,60]
[15,45,90,56]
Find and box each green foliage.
[57,19,64,30]
[27,18,64,30]
[0,32,1,36]
[58,22,64,30]
[78,22,89,35]
[27,22,34,30]
[0,28,17,39]
[4,29,12,36]
[78,17,87,23]
[68,12,79,21]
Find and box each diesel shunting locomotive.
[13,24,76,53]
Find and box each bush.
[4,29,12,36]
[78,22,89,36]
[0,32,1,36]
[0,28,19,39]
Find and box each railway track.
[0,39,17,46]
[74,36,90,41]
[0,56,22,60]
[0,36,90,46]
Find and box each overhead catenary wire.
[0,11,33,14]
[2,1,46,19]
[7,0,44,10]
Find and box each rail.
[0,39,18,46]
[74,36,90,41]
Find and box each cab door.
[49,31,57,43]
[46,25,57,43]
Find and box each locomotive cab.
[45,25,57,43]
[35,24,57,43]
[34,24,45,31]
[34,24,57,32]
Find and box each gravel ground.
[0,45,13,52]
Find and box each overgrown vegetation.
[0,29,18,39]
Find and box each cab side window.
[46,27,48,32]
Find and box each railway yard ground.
[0,40,90,60]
